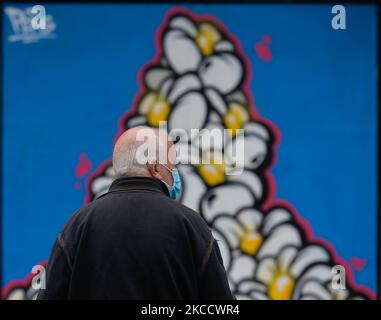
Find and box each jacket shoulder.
[165,197,213,244]
[59,201,96,245]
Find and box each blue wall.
[3,4,378,291]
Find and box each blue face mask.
[161,165,182,200]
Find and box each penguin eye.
[207,193,217,205]
[226,135,268,170]
[203,60,212,70]
[251,154,265,167]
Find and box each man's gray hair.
[112,138,148,178]
[112,127,170,178]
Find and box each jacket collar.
[105,176,169,197]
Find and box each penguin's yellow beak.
[268,271,295,300]
[223,103,249,137]
[195,23,221,56]
[197,152,225,187]
[240,229,263,256]
[139,92,170,127]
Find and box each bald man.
[38,127,234,300]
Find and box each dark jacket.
[37,176,234,300]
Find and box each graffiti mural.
[85,9,375,300]
[2,6,377,299]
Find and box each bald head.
[112,127,176,180]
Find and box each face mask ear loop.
[161,163,173,173]
[157,163,174,189]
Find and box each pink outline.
[1,260,48,299]
[264,200,376,299]
[3,7,376,300]
[84,159,112,205]
[79,7,379,300]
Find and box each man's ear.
[147,161,162,180]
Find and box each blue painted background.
[2,4,378,291]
